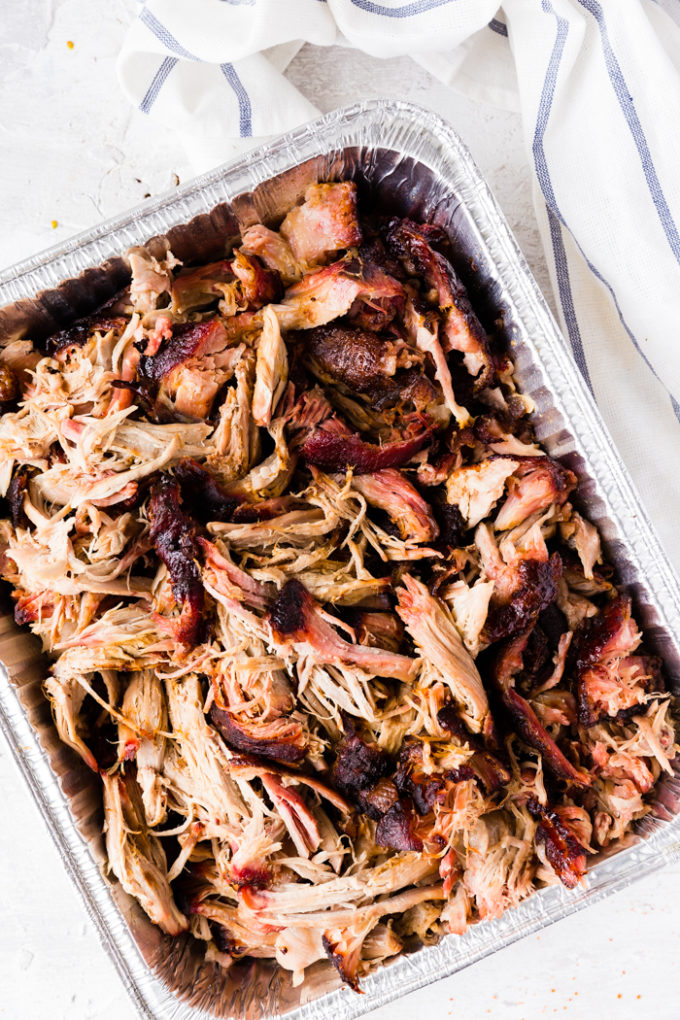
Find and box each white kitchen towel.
[117,0,680,567]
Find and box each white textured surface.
[0,4,678,1019]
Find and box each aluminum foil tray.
[1,99,680,1020]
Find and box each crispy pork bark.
[491,631,591,789]
[148,474,206,645]
[386,217,493,389]
[269,579,416,681]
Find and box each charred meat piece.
[174,459,241,524]
[491,632,591,788]
[210,707,306,763]
[322,921,381,993]
[484,554,564,643]
[359,369,439,417]
[137,317,235,420]
[573,595,639,669]
[303,323,412,395]
[45,312,127,357]
[7,464,37,529]
[517,624,552,691]
[149,474,206,645]
[572,595,647,725]
[527,798,587,889]
[539,602,570,647]
[357,231,407,283]
[280,182,362,265]
[435,703,469,741]
[0,363,19,414]
[431,500,469,549]
[393,740,463,815]
[394,772,443,817]
[231,250,283,309]
[337,730,457,829]
[375,800,423,852]
[360,778,401,818]
[138,318,227,385]
[467,750,511,794]
[386,217,492,388]
[332,721,392,804]
[436,707,511,792]
[354,611,404,653]
[301,423,432,475]
[269,579,415,681]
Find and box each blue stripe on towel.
[349,0,456,17]
[220,63,253,136]
[140,8,198,59]
[488,17,508,36]
[532,3,594,390]
[548,213,594,388]
[139,56,178,113]
[579,0,680,266]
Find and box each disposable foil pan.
[1,99,679,1020]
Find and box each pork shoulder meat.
[386,217,493,389]
[572,595,650,725]
[268,579,416,681]
[301,423,433,474]
[170,252,282,315]
[279,256,405,332]
[490,631,591,789]
[173,459,240,524]
[279,181,362,265]
[45,311,128,357]
[527,798,588,888]
[209,708,307,764]
[148,475,206,646]
[137,318,234,420]
[484,555,564,643]
[331,721,392,805]
[305,323,399,387]
[2,181,672,992]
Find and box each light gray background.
[1,3,678,1018]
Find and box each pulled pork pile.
[0,182,675,990]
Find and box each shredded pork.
[2,180,674,991]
